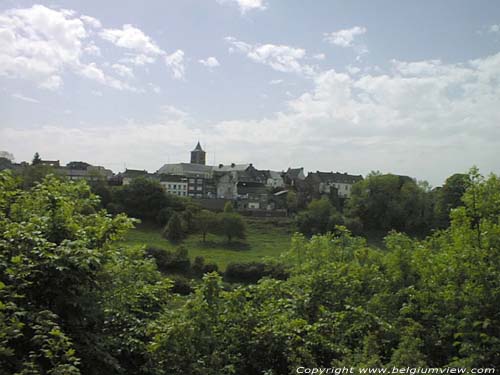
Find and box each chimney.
[231,163,235,168]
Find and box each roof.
[286,167,304,179]
[157,163,213,175]
[122,169,149,178]
[192,141,204,152]
[214,163,251,172]
[310,171,363,184]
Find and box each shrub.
[224,262,289,283]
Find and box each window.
[197,179,203,183]
[189,178,195,184]
[197,186,202,191]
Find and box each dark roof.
[122,169,149,178]
[310,171,363,184]
[286,167,303,178]
[192,141,204,152]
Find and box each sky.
[1,0,499,186]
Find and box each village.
[1,142,364,215]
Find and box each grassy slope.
[118,218,293,270]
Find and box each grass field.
[118,218,293,270]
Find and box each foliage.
[0,171,138,374]
[112,177,170,222]
[219,212,246,242]
[193,210,219,242]
[31,152,42,165]
[148,168,500,374]
[295,197,344,236]
[345,173,434,235]
[223,201,234,213]
[163,213,185,242]
[224,261,289,283]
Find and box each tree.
[434,173,470,228]
[295,196,343,236]
[224,201,234,212]
[163,212,185,242]
[113,177,169,222]
[0,171,136,374]
[286,190,298,214]
[0,151,14,161]
[220,213,246,242]
[32,152,42,165]
[194,209,219,242]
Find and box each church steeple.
[190,141,206,165]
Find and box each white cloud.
[111,63,134,78]
[164,50,185,79]
[489,24,500,33]
[225,36,316,76]
[269,79,283,85]
[78,63,133,90]
[80,15,101,29]
[0,5,88,88]
[6,52,500,183]
[313,53,326,60]
[324,26,367,47]
[99,24,163,57]
[217,0,266,14]
[11,93,39,103]
[199,56,220,68]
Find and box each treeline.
[296,172,470,238]
[1,168,499,374]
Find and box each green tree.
[286,190,298,214]
[220,212,246,242]
[194,209,219,242]
[113,177,170,222]
[32,151,42,165]
[163,212,185,242]
[0,171,135,374]
[223,201,234,212]
[434,173,470,228]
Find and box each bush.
[163,212,185,242]
[145,246,190,274]
[224,262,289,283]
[156,207,174,227]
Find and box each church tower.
[190,141,206,165]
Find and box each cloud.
[111,63,134,78]
[269,79,283,85]
[99,24,163,57]
[11,93,39,103]
[0,5,136,90]
[217,0,266,14]
[324,26,367,47]
[489,24,500,33]
[199,56,220,68]
[164,50,185,79]
[5,52,500,183]
[225,36,316,76]
[78,63,133,90]
[0,5,88,89]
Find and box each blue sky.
[1,0,499,185]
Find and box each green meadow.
[119,218,293,270]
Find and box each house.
[121,169,150,185]
[257,170,285,189]
[159,175,188,197]
[236,181,269,210]
[58,165,114,182]
[306,171,363,199]
[283,167,306,187]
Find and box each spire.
[193,141,203,151]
